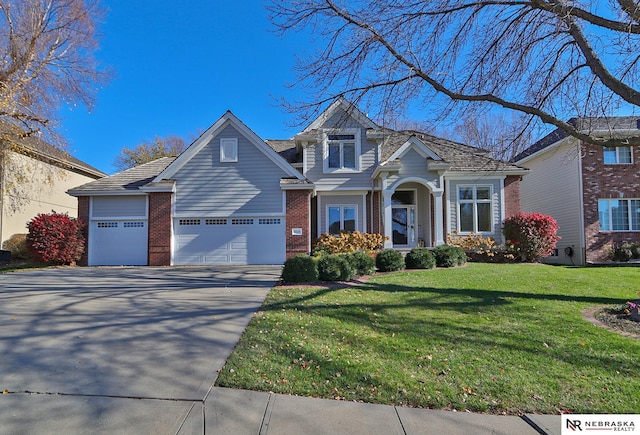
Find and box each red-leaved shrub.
[26,212,86,265]
[503,213,560,262]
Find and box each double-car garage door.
[173,217,285,265]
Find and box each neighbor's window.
[220,138,238,162]
[598,198,640,231]
[325,132,359,172]
[603,146,632,164]
[327,205,357,235]
[458,186,492,233]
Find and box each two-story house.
[514,117,640,265]
[68,99,526,266]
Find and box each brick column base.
[286,190,312,258]
[148,192,172,266]
[77,196,90,266]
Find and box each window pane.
[343,143,356,168]
[611,200,629,231]
[328,144,340,168]
[328,207,341,235]
[459,203,474,232]
[392,190,414,205]
[476,187,491,200]
[477,203,492,232]
[631,200,640,231]
[598,199,610,231]
[459,187,473,200]
[619,146,632,164]
[603,147,617,164]
[343,207,356,232]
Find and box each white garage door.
[173,217,285,265]
[89,220,148,266]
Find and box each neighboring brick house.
[514,117,640,265]
[68,99,526,266]
[1,133,105,247]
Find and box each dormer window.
[323,129,361,172]
[220,138,238,162]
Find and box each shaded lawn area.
[216,263,640,415]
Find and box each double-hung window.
[324,130,360,172]
[327,205,357,235]
[598,199,640,231]
[603,146,632,164]
[458,186,492,233]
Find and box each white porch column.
[433,190,445,246]
[383,190,393,248]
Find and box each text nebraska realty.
[566,418,636,432]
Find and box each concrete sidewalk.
[203,387,561,435]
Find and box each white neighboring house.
[0,135,105,247]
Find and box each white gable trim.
[303,97,379,132]
[386,136,443,162]
[154,111,304,182]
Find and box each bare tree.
[114,135,188,171]
[0,0,107,141]
[452,113,533,161]
[269,0,640,147]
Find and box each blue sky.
[60,1,310,174]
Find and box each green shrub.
[281,255,319,283]
[2,233,30,261]
[433,245,467,268]
[609,244,633,262]
[405,247,436,269]
[343,251,375,276]
[318,254,353,281]
[375,249,404,272]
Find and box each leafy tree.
[113,135,188,171]
[269,0,640,147]
[26,211,85,265]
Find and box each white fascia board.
[385,136,442,162]
[154,111,304,182]
[140,180,176,193]
[66,190,148,197]
[515,136,577,165]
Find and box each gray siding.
[447,179,502,239]
[386,149,440,189]
[92,196,147,218]
[174,124,288,216]
[519,142,583,264]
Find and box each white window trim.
[603,146,633,165]
[598,198,640,232]
[322,128,361,173]
[326,204,358,234]
[391,189,418,246]
[220,138,238,163]
[457,185,494,234]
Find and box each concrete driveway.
[0,266,280,434]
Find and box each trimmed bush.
[318,254,353,281]
[281,255,318,283]
[405,247,436,269]
[503,213,560,262]
[343,251,375,276]
[26,212,85,265]
[433,244,467,268]
[375,249,404,272]
[314,231,386,254]
[2,233,30,261]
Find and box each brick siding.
[581,142,640,263]
[286,190,312,258]
[148,192,172,266]
[77,196,90,266]
[504,175,522,218]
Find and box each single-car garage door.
[173,217,285,265]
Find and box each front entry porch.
[382,181,445,249]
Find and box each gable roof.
[302,97,379,132]
[379,130,525,173]
[513,116,640,163]
[155,111,304,181]
[67,157,176,196]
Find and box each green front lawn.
[216,263,640,414]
